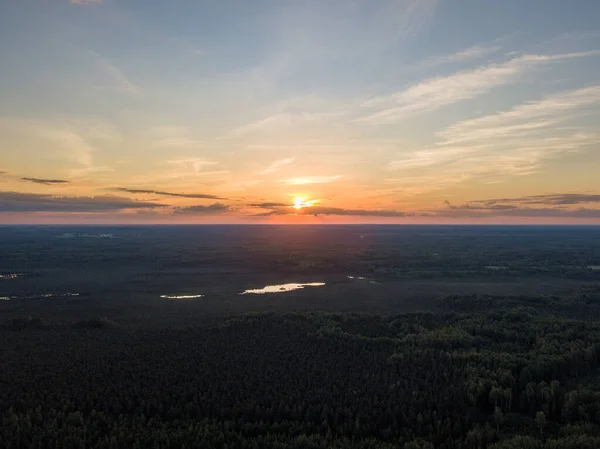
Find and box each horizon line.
[1,223,599,227]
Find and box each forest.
[3,285,600,448]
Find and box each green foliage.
[488,436,542,449]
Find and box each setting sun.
[293,196,317,210]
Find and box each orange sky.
[1,0,599,224]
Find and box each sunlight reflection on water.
[0,292,79,300]
[240,282,326,295]
[0,273,25,280]
[160,294,204,299]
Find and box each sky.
[1,0,599,224]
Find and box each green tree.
[493,406,504,433]
[535,411,546,437]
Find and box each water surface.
[241,282,326,295]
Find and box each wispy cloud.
[48,129,95,167]
[386,85,600,191]
[84,49,137,93]
[231,114,294,137]
[438,85,600,144]
[387,133,597,175]
[421,44,502,68]
[359,51,600,125]
[270,0,437,65]
[387,132,598,193]
[166,158,218,173]
[0,117,121,172]
[21,177,70,185]
[281,175,341,185]
[228,112,341,138]
[388,145,483,171]
[370,0,437,44]
[114,187,224,200]
[259,157,295,174]
[70,0,102,4]
[0,192,165,212]
[443,44,502,62]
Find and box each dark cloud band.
[21,177,70,185]
[439,200,600,218]
[114,187,224,200]
[173,203,231,214]
[248,202,289,208]
[474,194,600,206]
[0,191,166,212]
[253,206,406,217]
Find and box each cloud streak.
[114,188,224,200]
[86,48,137,93]
[359,51,600,125]
[437,85,600,144]
[0,118,115,171]
[421,43,502,68]
[441,44,501,62]
[248,202,289,208]
[21,177,70,185]
[231,115,294,137]
[0,192,166,212]
[259,158,295,174]
[173,203,231,214]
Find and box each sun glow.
[293,196,317,210]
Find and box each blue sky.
[0,0,599,223]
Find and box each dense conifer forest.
[3,285,600,448]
